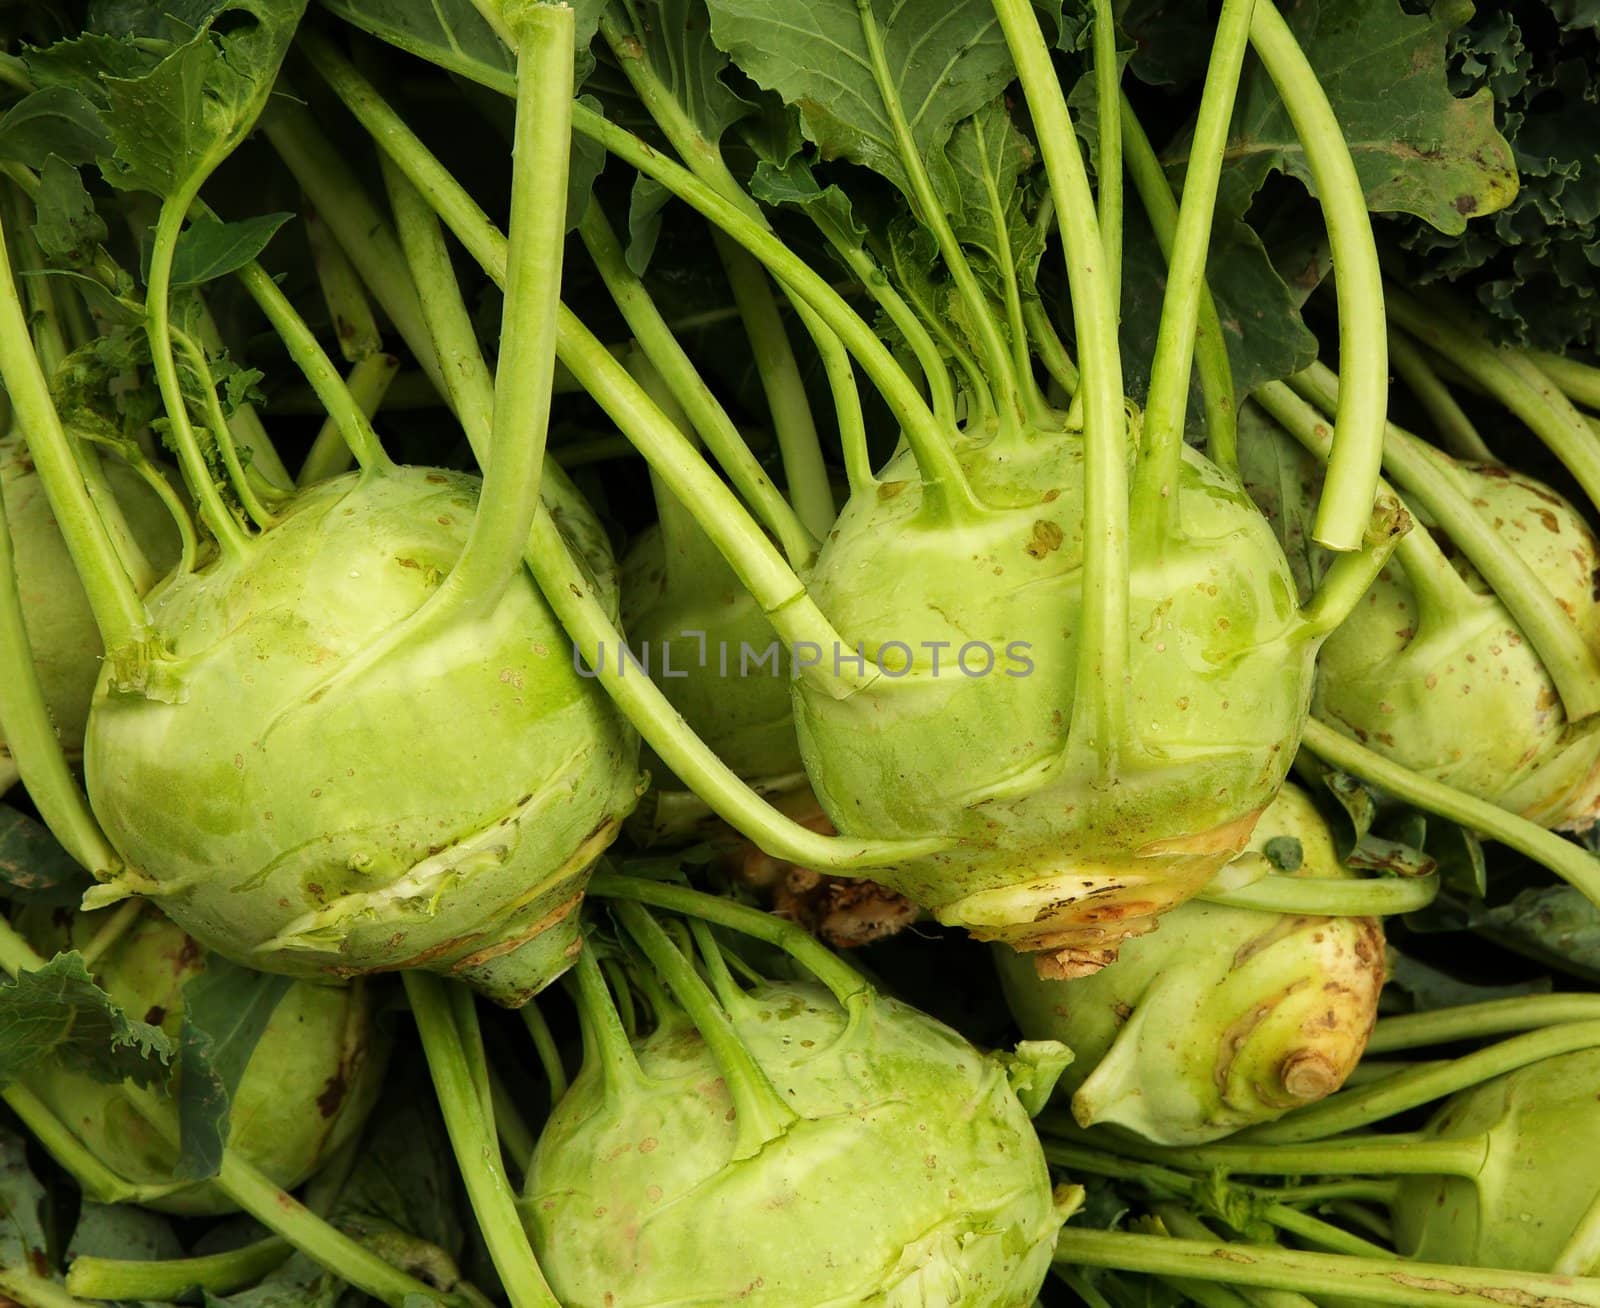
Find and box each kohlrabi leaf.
[945,98,1045,301]
[65,1200,185,1264]
[330,1062,467,1272]
[201,1250,344,1308]
[626,175,673,277]
[30,156,111,275]
[23,32,164,90]
[1383,948,1550,1014]
[94,1,309,200]
[173,955,293,1181]
[320,0,603,90]
[0,85,112,167]
[0,952,173,1088]
[1475,884,1600,985]
[1201,0,1517,235]
[0,804,94,902]
[703,0,1030,208]
[749,155,870,259]
[168,212,294,287]
[607,0,753,146]
[0,1126,50,1281]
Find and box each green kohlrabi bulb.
[1315,462,1600,831]
[13,902,387,1215]
[794,422,1318,976]
[994,783,1386,1144]
[1,435,178,767]
[1392,1047,1600,1271]
[83,465,641,1004]
[525,979,1068,1306]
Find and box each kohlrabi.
[0,436,176,778]
[522,875,1073,1306]
[995,783,1386,1144]
[11,901,386,1216]
[319,0,1399,977]
[0,4,642,1006]
[1248,362,1600,835]
[1391,1047,1600,1273]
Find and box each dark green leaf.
[173,956,293,1181]
[1262,835,1303,872]
[1199,0,1517,235]
[169,212,293,287]
[1476,884,1600,981]
[612,0,753,146]
[0,1126,49,1279]
[0,85,111,167]
[625,175,672,277]
[945,98,1046,302]
[31,156,110,274]
[0,952,172,1087]
[1383,947,1550,1013]
[0,804,93,900]
[65,1200,184,1262]
[704,0,1022,207]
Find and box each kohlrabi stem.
[0,467,120,875]
[593,11,838,537]
[224,255,394,475]
[298,352,401,484]
[404,971,560,1308]
[520,997,569,1104]
[854,1,1023,420]
[588,870,868,1007]
[261,100,449,399]
[0,193,147,651]
[76,899,144,968]
[1387,330,1493,462]
[171,328,279,529]
[299,32,979,511]
[566,941,644,1106]
[1118,97,1237,473]
[67,1235,292,1300]
[992,0,1129,780]
[1045,1141,1391,1259]
[689,919,749,1012]
[1044,1122,1482,1179]
[1529,348,1600,411]
[1369,995,1600,1054]
[1148,1206,1332,1308]
[1299,717,1600,910]
[1025,296,1082,400]
[612,900,798,1157]
[1196,871,1437,915]
[526,504,948,869]
[144,194,253,559]
[488,1058,537,1177]
[1248,0,1385,553]
[0,1265,83,1308]
[1134,0,1255,540]
[1242,1019,1600,1144]
[576,203,819,565]
[823,338,873,492]
[1386,287,1600,514]
[1092,0,1122,325]
[449,981,496,1137]
[306,205,382,364]
[1289,361,1600,720]
[1052,1228,1600,1308]
[712,234,839,539]
[426,1,571,615]
[191,299,293,490]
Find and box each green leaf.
[749,154,869,253]
[945,98,1045,300]
[612,0,753,146]
[168,212,294,287]
[1201,0,1517,235]
[319,0,603,91]
[1236,398,1325,604]
[0,1126,49,1279]
[173,955,293,1181]
[92,1,309,201]
[66,1200,185,1263]
[1382,948,1549,1013]
[0,952,173,1088]
[0,85,112,167]
[703,0,1022,206]
[0,804,93,901]
[30,156,111,275]
[625,175,673,277]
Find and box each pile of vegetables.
[3,0,1600,1305]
